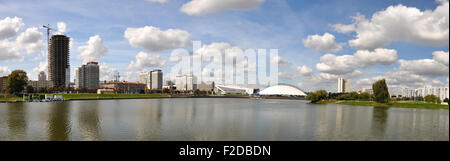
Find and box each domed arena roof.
[259,84,307,96]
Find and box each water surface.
[0,98,448,141]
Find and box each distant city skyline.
[0,0,448,94]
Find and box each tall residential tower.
[338,78,350,93]
[48,35,70,88]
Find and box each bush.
[306,90,328,103]
[372,79,390,103]
[424,95,441,104]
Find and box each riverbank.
[315,100,449,109]
[0,93,254,103]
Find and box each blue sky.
[0,0,448,93]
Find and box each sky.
[0,0,448,93]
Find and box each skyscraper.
[75,62,100,89]
[48,35,70,88]
[151,69,163,90]
[338,78,350,93]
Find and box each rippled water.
[0,98,448,141]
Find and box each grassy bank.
[54,93,170,100]
[0,95,23,102]
[316,100,449,109]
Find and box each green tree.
[26,85,34,94]
[306,90,328,103]
[444,98,449,103]
[358,92,371,101]
[372,79,390,103]
[6,70,28,95]
[424,95,441,104]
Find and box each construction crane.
[42,24,53,48]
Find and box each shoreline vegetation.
[314,100,449,110]
[1,93,448,110]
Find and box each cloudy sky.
[0,0,448,93]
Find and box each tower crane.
[42,24,53,48]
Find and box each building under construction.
[48,35,70,88]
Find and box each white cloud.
[271,56,290,67]
[316,48,397,75]
[99,63,118,81]
[334,1,449,50]
[398,59,449,77]
[433,51,449,66]
[128,52,167,70]
[77,35,108,63]
[302,33,344,53]
[354,48,398,67]
[124,26,191,52]
[146,0,168,3]
[0,40,22,61]
[56,22,67,35]
[15,27,44,54]
[0,17,23,40]
[0,66,11,76]
[180,0,265,16]
[297,66,314,77]
[32,61,47,73]
[278,72,295,80]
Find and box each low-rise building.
[101,81,146,94]
[97,88,115,94]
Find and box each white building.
[151,70,163,90]
[75,62,100,89]
[176,75,197,91]
[214,85,254,95]
[139,71,151,89]
[402,86,449,101]
[338,78,351,93]
[259,84,306,96]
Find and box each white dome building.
[259,84,307,96]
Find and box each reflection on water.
[47,102,71,141]
[370,107,389,140]
[0,98,448,141]
[7,103,27,140]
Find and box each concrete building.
[139,71,151,89]
[101,81,146,94]
[358,88,374,95]
[176,75,197,91]
[75,62,100,89]
[151,70,163,90]
[198,82,215,92]
[48,35,70,88]
[38,71,46,81]
[0,76,7,93]
[402,86,449,101]
[338,78,350,93]
[214,85,255,95]
[27,80,54,91]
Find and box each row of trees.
[307,79,391,103]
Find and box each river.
[0,98,448,141]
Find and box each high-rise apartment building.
[403,86,449,101]
[139,71,151,89]
[176,75,197,91]
[75,62,100,89]
[48,35,70,88]
[338,78,350,93]
[151,70,163,90]
[0,76,7,93]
